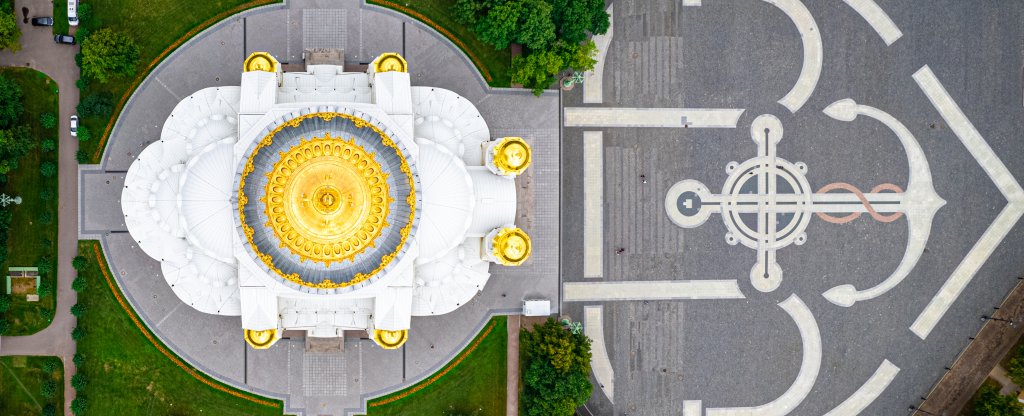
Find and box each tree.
[510,49,564,95]
[0,318,9,335]
[40,112,57,129]
[40,188,54,201]
[40,379,57,398]
[0,294,9,313]
[41,138,56,152]
[520,318,593,416]
[71,303,87,317]
[550,0,609,44]
[37,280,53,297]
[77,93,114,118]
[80,28,140,83]
[0,126,34,174]
[71,397,88,414]
[40,161,56,177]
[71,373,87,389]
[77,125,91,142]
[453,0,484,26]
[72,255,88,271]
[73,353,84,367]
[1007,345,1024,386]
[72,276,87,292]
[76,149,89,164]
[71,326,86,340]
[516,0,556,51]
[0,75,23,128]
[36,257,54,275]
[974,384,1024,416]
[475,1,523,50]
[0,8,20,52]
[39,211,53,225]
[42,403,56,416]
[558,40,598,73]
[42,358,60,372]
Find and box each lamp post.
[981,315,1015,326]
[0,193,21,207]
[909,405,939,416]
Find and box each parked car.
[54,34,75,45]
[30,17,53,27]
[70,115,79,137]
[68,0,78,26]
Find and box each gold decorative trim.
[263,133,392,267]
[492,227,531,266]
[372,52,408,73]
[492,137,531,176]
[238,112,417,289]
[244,52,278,73]
[244,328,280,349]
[373,329,409,349]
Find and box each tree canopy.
[0,8,20,52]
[0,75,23,129]
[0,126,34,174]
[511,40,597,95]
[520,318,593,416]
[974,384,1024,416]
[80,28,141,83]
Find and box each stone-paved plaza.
[73,0,1024,415]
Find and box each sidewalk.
[506,315,520,416]
[915,279,1024,414]
[0,0,81,414]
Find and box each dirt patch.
[519,316,549,331]
[10,277,36,296]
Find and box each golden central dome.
[264,133,391,266]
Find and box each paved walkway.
[505,315,519,416]
[989,364,1021,396]
[915,280,1024,415]
[0,0,80,414]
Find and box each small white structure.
[122,52,534,350]
[523,300,551,317]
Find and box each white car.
[68,0,78,26]
[70,115,78,137]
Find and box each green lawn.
[0,356,64,415]
[76,0,280,164]
[75,240,283,416]
[52,0,68,36]
[365,316,507,416]
[368,0,512,88]
[0,68,59,336]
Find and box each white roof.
[278,66,371,104]
[161,87,240,154]
[161,253,240,315]
[523,300,551,316]
[178,139,235,263]
[415,140,475,263]
[239,71,277,114]
[411,239,490,316]
[411,87,490,164]
[466,167,517,236]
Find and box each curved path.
[0,0,80,413]
[77,0,559,414]
[823,360,900,416]
[763,0,821,113]
[705,295,821,416]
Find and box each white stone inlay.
[563,280,745,302]
[823,360,900,416]
[583,4,613,104]
[563,107,744,128]
[841,0,903,46]
[585,305,614,403]
[764,0,822,113]
[584,131,604,278]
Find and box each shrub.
[0,74,22,129]
[42,403,56,416]
[40,112,57,129]
[40,379,57,398]
[71,326,85,341]
[36,257,54,275]
[0,294,9,313]
[39,211,53,225]
[1007,345,1024,387]
[72,255,88,271]
[42,358,59,372]
[77,125,91,142]
[77,93,114,118]
[76,149,89,164]
[71,303,87,317]
[40,161,57,177]
[41,138,56,152]
[73,353,84,367]
[36,280,53,297]
[40,307,53,321]
[71,397,87,414]
[75,77,89,90]
[72,276,87,292]
[974,383,1024,415]
[39,188,54,201]
[71,373,87,389]
[0,318,9,335]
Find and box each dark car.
[31,17,53,26]
[54,35,75,45]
